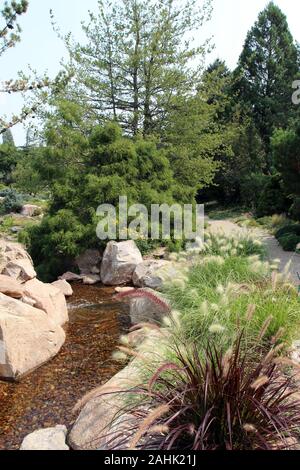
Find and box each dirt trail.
[208,219,300,285]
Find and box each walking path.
[208,219,300,285]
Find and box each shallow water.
[0,284,130,450]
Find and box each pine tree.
[234,1,299,168]
[0,0,28,56]
[64,0,212,136]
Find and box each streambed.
[0,284,130,450]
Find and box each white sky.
[1,0,300,145]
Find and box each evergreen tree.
[234,1,299,167]
[0,0,28,56]
[64,0,212,136]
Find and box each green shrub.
[0,189,24,214]
[255,175,287,217]
[275,224,300,239]
[278,233,300,252]
[289,198,300,221]
[240,173,269,210]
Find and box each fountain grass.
[162,255,300,353]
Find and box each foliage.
[289,197,300,221]
[255,175,287,217]
[0,0,28,56]
[234,1,299,163]
[107,333,300,450]
[275,224,300,239]
[0,187,23,214]
[64,0,212,136]
[272,126,300,198]
[0,143,20,184]
[162,228,300,350]
[277,233,300,252]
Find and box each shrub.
[289,197,300,221]
[106,334,300,450]
[255,175,287,218]
[240,173,269,210]
[0,189,24,214]
[275,224,300,239]
[278,233,300,252]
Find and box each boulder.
[2,258,36,282]
[52,280,73,297]
[101,241,143,286]
[0,294,65,380]
[0,274,24,298]
[20,425,69,450]
[21,205,42,217]
[58,272,82,283]
[0,240,36,282]
[115,286,135,294]
[129,288,169,324]
[24,278,69,326]
[133,260,178,290]
[82,274,101,285]
[75,249,102,275]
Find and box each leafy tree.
[64,0,212,136]
[234,1,299,167]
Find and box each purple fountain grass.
[103,332,300,450]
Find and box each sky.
[1,0,300,145]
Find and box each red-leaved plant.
[104,333,300,450]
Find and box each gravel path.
[208,219,300,285]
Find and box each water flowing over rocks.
[20,425,69,450]
[68,332,161,450]
[0,293,65,380]
[101,241,143,286]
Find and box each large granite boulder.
[75,249,102,275]
[0,294,65,380]
[20,425,69,450]
[101,241,143,286]
[0,274,24,298]
[132,260,179,290]
[24,278,69,326]
[21,204,42,217]
[0,240,36,282]
[51,280,73,297]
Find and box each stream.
[0,283,130,450]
